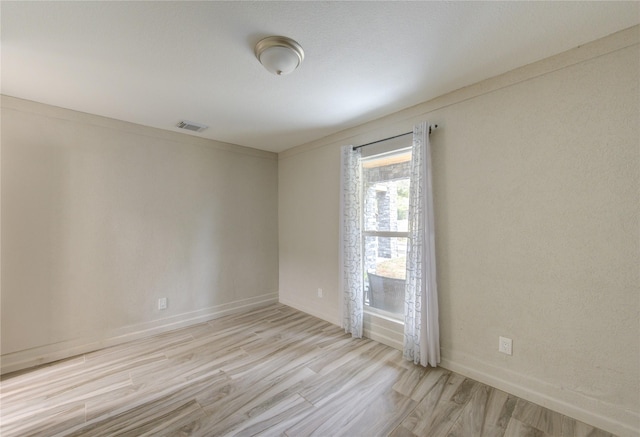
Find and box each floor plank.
[0,304,618,437]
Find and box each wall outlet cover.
[499,336,513,355]
[158,297,168,310]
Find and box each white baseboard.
[278,297,405,353]
[363,312,403,351]
[440,350,639,437]
[1,292,278,375]
[278,296,341,326]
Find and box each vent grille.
[176,120,208,132]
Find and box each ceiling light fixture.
[255,36,304,76]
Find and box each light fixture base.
[255,36,304,76]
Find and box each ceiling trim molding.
[1,95,278,161]
[278,24,639,161]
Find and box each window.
[361,147,411,320]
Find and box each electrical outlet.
[158,297,168,310]
[317,288,323,298]
[499,336,512,355]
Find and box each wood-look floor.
[1,304,615,437]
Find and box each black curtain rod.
[352,124,437,151]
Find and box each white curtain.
[404,121,440,367]
[340,145,363,338]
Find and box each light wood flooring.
[1,304,616,437]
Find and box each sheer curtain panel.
[340,145,364,338]
[404,121,440,367]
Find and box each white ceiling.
[2,1,638,153]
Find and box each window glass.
[361,148,411,318]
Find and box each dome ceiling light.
[255,36,304,76]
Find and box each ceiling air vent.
[176,120,208,133]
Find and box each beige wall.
[279,27,639,436]
[1,97,279,372]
